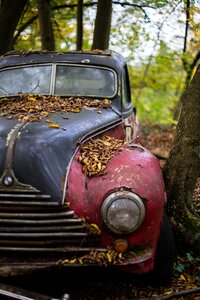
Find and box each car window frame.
[0,63,118,99]
[121,64,133,117]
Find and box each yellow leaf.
[180,274,186,281]
[48,123,60,129]
[106,252,112,263]
[41,112,49,117]
[46,119,53,123]
[61,259,70,264]
[28,96,37,101]
[73,109,81,113]
[164,291,173,295]
[103,99,109,104]
[69,258,77,264]
[90,223,101,234]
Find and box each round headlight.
[101,191,145,234]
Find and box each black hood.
[0,108,121,203]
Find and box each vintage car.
[0,50,175,281]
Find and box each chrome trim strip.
[0,201,58,206]
[0,210,74,219]
[0,211,75,218]
[0,193,51,198]
[0,247,106,252]
[50,63,56,94]
[0,123,42,193]
[62,118,123,203]
[0,218,82,224]
[0,225,85,233]
[0,232,87,238]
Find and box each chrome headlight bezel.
[101,190,145,235]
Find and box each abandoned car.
[0,50,175,280]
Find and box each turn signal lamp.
[114,239,128,253]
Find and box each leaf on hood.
[48,123,60,129]
[78,135,124,176]
[0,94,111,123]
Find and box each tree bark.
[37,0,55,51]
[163,65,200,253]
[0,0,28,55]
[92,0,112,50]
[76,0,83,51]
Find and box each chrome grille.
[0,192,100,252]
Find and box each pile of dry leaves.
[60,249,123,266]
[0,94,111,122]
[78,135,124,177]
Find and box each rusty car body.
[0,50,175,281]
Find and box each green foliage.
[174,262,185,274]
[12,0,199,125]
[174,252,200,284]
[129,42,185,124]
[15,0,78,51]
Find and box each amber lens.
[114,239,128,253]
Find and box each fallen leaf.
[48,123,60,129]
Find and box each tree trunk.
[37,0,55,51]
[0,0,28,55]
[92,0,112,50]
[163,65,200,253]
[76,0,83,51]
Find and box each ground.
[140,124,200,211]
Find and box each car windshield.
[0,64,116,98]
[0,66,51,96]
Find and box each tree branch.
[183,0,190,53]
[52,1,157,10]
[13,15,37,43]
[190,50,200,70]
[76,0,83,51]
[140,287,200,300]
[14,0,156,43]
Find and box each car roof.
[0,50,126,74]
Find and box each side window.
[122,65,131,109]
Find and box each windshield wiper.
[0,86,9,95]
[30,80,40,93]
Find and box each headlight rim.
[101,190,145,235]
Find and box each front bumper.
[0,247,154,277]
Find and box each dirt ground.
[140,125,200,211]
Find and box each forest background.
[4,0,199,125]
[0,0,200,298]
